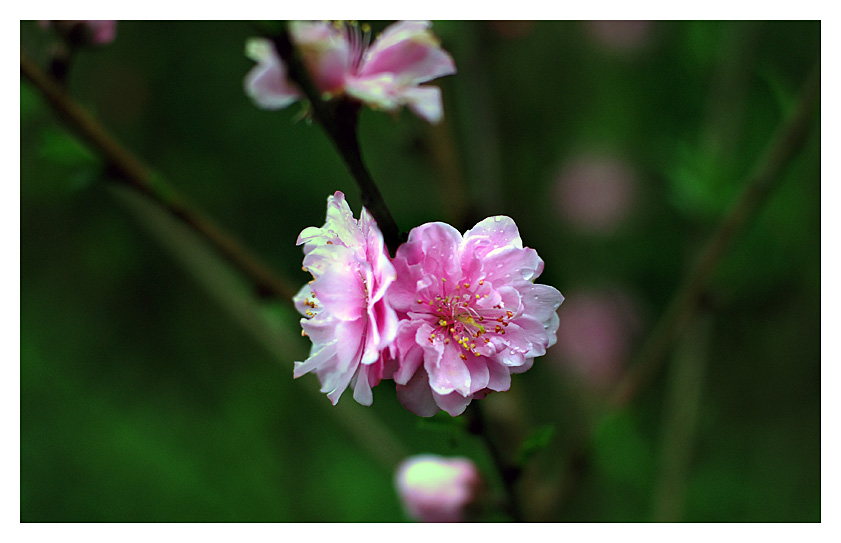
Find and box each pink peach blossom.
[244,21,456,123]
[387,217,564,416]
[395,454,481,522]
[293,191,398,405]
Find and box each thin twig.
[467,403,523,521]
[21,51,298,303]
[610,61,820,407]
[265,24,402,255]
[552,59,820,518]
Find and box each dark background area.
[20,20,820,521]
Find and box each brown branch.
[264,24,403,255]
[21,51,298,303]
[549,60,820,519]
[610,61,820,408]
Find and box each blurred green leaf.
[515,424,555,467]
[39,127,98,167]
[21,81,41,120]
[592,410,654,490]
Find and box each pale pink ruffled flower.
[39,20,117,46]
[395,455,482,522]
[244,21,456,123]
[388,217,564,416]
[293,191,398,405]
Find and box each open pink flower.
[244,20,456,123]
[293,191,398,405]
[387,217,564,416]
[395,454,482,522]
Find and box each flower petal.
[431,389,472,417]
[244,38,300,110]
[403,85,445,124]
[361,21,456,85]
[396,368,441,417]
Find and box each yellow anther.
[474,351,481,357]
[479,280,484,285]
[439,319,448,326]
[301,330,308,337]
[463,282,470,288]
[459,353,467,360]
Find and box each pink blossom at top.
[244,21,456,123]
[293,191,398,406]
[39,20,117,46]
[387,217,564,416]
[395,454,482,522]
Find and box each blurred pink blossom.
[387,216,563,416]
[584,21,653,53]
[293,191,398,405]
[553,153,639,234]
[245,21,456,123]
[395,454,482,522]
[40,20,117,46]
[553,289,641,386]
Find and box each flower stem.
[265,23,403,256]
[20,51,298,303]
[467,403,524,521]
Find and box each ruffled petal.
[431,389,472,417]
[402,85,444,124]
[243,38,300,110]
[360,21,456,85]
[425,343,471,396]
[397,368,441,417]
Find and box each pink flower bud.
[395,455,482,522]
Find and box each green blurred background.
[20,20,820,522]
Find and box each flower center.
[335,20,372,73]
[416,278,516,360]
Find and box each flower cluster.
[245,20,456,123]
[294,192,564,416]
